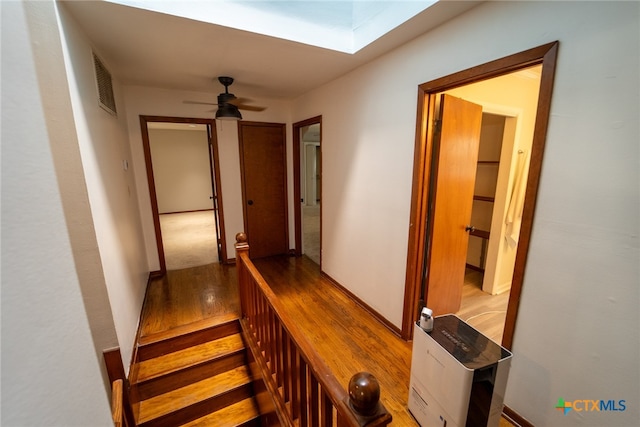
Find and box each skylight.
[104,0,438,53]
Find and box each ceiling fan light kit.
[215,103,242,120]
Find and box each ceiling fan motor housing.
[217,92,236,105]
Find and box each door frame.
[140,115,228,275]
[293,116,322,258]
[401,41,559,346]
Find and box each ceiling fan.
[184,76,266,120]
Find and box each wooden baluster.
[269,309,276,377]
[299,356,308,426]
[275,319,283,388]
[283,330,291,403]
[310,375,320,427]
[291,341,300,420]
[321,390,334,427]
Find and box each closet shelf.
[469,229,490,239]
[473,195,495,202]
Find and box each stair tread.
[136,333,245,383]
[180,397,259,427]
[135,365,253,424]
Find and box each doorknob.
[465,225,476,233]
[247,200,254,206]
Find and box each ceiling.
[61,0,480,100]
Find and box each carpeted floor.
[159,211,218,270]
[302,205,320,264]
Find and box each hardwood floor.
[457,269,510,344]
[137,256,516,426]
[253,255,416,426]
[139,263,240,341]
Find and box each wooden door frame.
[401,42,559,347]
[140,115,228,276]
[293,116,322,258]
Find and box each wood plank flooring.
[139,263,240,340]
[252,255,417,426]
[457,269,510,344]
[137,257,515,426]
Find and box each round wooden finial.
[235,232,247,244]
[348,372,380,416]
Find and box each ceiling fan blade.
[226,97,266,111]
[183,100,218,106]
[236,104,267,112]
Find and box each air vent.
[93,52,117,116]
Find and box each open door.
[206,124,224,262]
[424,94,483,315]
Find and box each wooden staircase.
[129,319,260,427]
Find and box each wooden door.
[425,94,482,314]
[239,122,288,259]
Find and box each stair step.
[135,365,254,427]
[135,333,246,383]
[138,318,241,361]
[180,397,260,427]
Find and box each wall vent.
[93,52,117,116]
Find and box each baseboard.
[149,269,163,279]
[503,405,534,427]
[321,272,403,338]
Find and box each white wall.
[1,1,114,424]
[123,86,293,268]
[292,2,639,425]
[56,2,149,372]
[148,128,213,214]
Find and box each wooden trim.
[503,405,535,427]
[139,116,166,275]
[103,348,136,427]
[207,123,229,262]
[149,270,163,280]
[322,272,403,338]
[402,42,560,345]
[402,89,437,340]
[502,42,558,349]
[139,115,228,272]
[158,208,216,215]
[292,116,322,258]
[112,379,124,427]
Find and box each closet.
[466,113,506,272]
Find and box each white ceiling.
[61,0,480,100]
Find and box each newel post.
[235,231,249,254]
[346,372,392,426]
[235,232,249,317]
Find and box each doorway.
[140,116,228,275]
[402,42,559,348]
[293,116,322,265]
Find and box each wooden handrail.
[111,379,123,427]
[235,233,392,427]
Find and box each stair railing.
[235,233,392,427]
